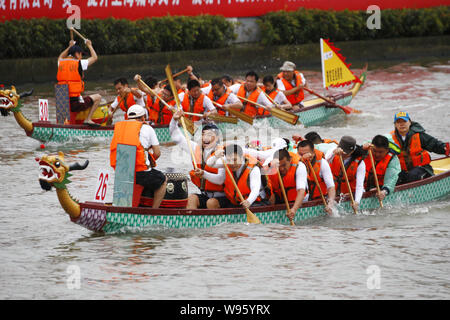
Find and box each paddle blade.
[227,107,254,125]
[245,208,261,224]
[208,114,238,124]
[270,107,299,125]
[182,116,196,135]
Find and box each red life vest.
[110,120,148,172]
[329,155,363,194]
[277,71,304,105]
[207,88,231,116]
[181,93,206,121]
[224,155,260,205]
[148,95,175,125]
[390,131,431,172]
[189,145,224,193]
[301,149,328,200]
[364,152,394,190]
[237,85,262,117]
[56,58,85,98]
[269,152,302,202]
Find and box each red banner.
[0,0,446,21]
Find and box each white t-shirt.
[230,85,273,108]
[111,90,146,110]
[139,123,159,170]
[57,58,89,71]
[202,87,241,106]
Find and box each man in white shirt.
[110,105,167,208]
[110,78,146,119]
[201,78,243,115]
[178,80,217,121]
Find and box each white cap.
[280,61,296,72]
[271,137,287,150]
[127,104,146,119]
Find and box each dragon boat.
[1,67,367,144]
[37,150,450,234]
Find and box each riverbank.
[4,35,449,88]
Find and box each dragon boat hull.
[24,68,367,144]
[72,157,449,233]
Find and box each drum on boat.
[140,168,189,208]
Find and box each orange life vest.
[110,120,148,172]
[207,88,231,116]
[117,93,137,120]
[301,149,328,200]
[258,87,277,116]
[181,93,206,121]
[148,95,175,125]
[277,71,304,105]
[364,152,394,190]
[189,145,224,193]
[390,131,431,172]
[224,155,260,205]
[269,152,302,202]
[323,138,339,145]
[330,155,363,194]
[56,58,85,98]
[237,85,262,117]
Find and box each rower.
[297,139,336,214]
[203,78,243,116]
[221,144,271,208]
[327,136,366,212]
[262,75,292,112]
[136,75,159,116]
[57,39,101,126]
[110,78,145,120]
[362,135,401,202]
[231,71,273,117]
[268,149,307,221]
[276,61,306,111]
[170,110,227,209]
[389,112,449,184]
[300,131,339,155]
[147,85,177,125]
[110,105,167,208]
[179,79,217,121]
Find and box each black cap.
[339,136,356,154]
[202,123,219,132]
[68,45,86,56]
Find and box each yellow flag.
[320,38,361,88]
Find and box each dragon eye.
[9,93,13,97]
[55,161,60,168]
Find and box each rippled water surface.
[0,57,449,299]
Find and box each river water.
[0,45,449,300]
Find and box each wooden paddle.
[338,154,358,214]
[212,101,254,125]
[221,158,261,224]
[368,148,384,208]
[184,112,238,124]
[277,169,295,226]
[159,67,190,84]
[302,86,360,114]
[306,159,328,208]
[134,76,196,135]
[70,27,87,42]
[236,94,299,125]
[165,64,198,169]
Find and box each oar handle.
[302,86,351,114]
[368,148,384,208]
[221,158,260,224]
[277,169,295,226]
[306,159,328,207]
[159,67,190,84]
[338,154,357,214]
[70,27,87,42]
[164,65,198,169]
[262,90,279,107]
[236,94,267,109]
